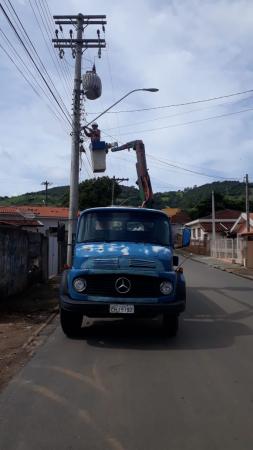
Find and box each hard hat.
[92,122,98,128]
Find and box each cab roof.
[80,207,169,219]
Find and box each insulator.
[97,29,100,37]
[70,29,73,38]
[72,49,76,58]
[102,25,105,33]
[55,29,59,38]
[98,48,101,59]
[59,49,64,59]
[59,25,63,32]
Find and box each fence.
[210,238,246,265]
[0,226,48,299]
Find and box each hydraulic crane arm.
[111,140,153,208]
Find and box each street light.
[85,88,159,126]
[67,87,159,265]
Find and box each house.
[185,210,241,242]
[0,206,70,234]
[162,207,191,240]
[0,206,70,277]
[0,208,43,231]
[229,213,253,268]
[230,212,253,236]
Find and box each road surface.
[0,258,253,450]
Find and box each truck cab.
[60,207,190,337]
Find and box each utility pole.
[211,190,216,256]
[111,177,129,206]
[245,173,250,233]
[41,180,52,206]
[52,14,106,265]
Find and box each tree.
[62,177,121,210]
[193,192,225,219]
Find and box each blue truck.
[60,206,191,338]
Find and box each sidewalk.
[179,251,253,281]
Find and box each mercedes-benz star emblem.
[115,277,131,294]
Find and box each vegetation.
[1,179,252,220]
[62,177,121,210]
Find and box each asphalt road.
[0,258,253,450]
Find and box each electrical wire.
[39,0,73,90]
[100,128,239,181]
[5,0,71,98]
[2,0,71,121]
[28,0,71,101]
[87,88,253,114]
[116,106,253,136]
[0,2,72,125]
[146,154,238,180]
[0,27,69,125]
[0,42,70,133]
[103,96,253,131]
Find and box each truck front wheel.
[163,314,179,337]
[60,309,83,338]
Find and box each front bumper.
[60,294,186,317]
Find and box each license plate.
[109,304,135,314]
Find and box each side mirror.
[182,228,191,247]
[173,255,179,266]
[72,234,76,257]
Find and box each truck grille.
[93,258,119,269]
[128,259,156,269]
[82,274,165,297]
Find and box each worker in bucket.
[83,122,101,143]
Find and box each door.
[48,235,58,277]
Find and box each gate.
[210,238,246,265]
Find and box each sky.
[1,0,253,197]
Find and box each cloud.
[0,0,253,197]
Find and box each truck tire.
[60,308,83,338]
[163,314,179,337]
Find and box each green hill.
[0,185,68,207]
[1,180,252,220]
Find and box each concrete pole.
[67,14,83,266]
[245,173,250,233]
[212,190,216,256]
[111,176,115,206]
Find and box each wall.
[186,239,210,256]
[246,240,253,269]
[0,226,48,299]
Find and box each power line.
[0,41,70,132]
[102,127,238,181]
[2,1,71,122]
[0,2,72,125]
[87,88,253,114]
[146,154,238,181]
[38,0,73,91]
[117,106,253,136]
[103,96,253,131]
[28,0,71,101]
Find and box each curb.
[178,251,253,282]
[22,307,59,350]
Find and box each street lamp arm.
[85,88,158,127]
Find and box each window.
[77,210,171,246]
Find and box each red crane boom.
[111,140,153,207]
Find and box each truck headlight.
[73,277,87,293]
[160,281,173,295]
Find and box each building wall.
[38,218,69,235]
[0,227,48,299]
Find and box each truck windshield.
[77,211,171,246]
